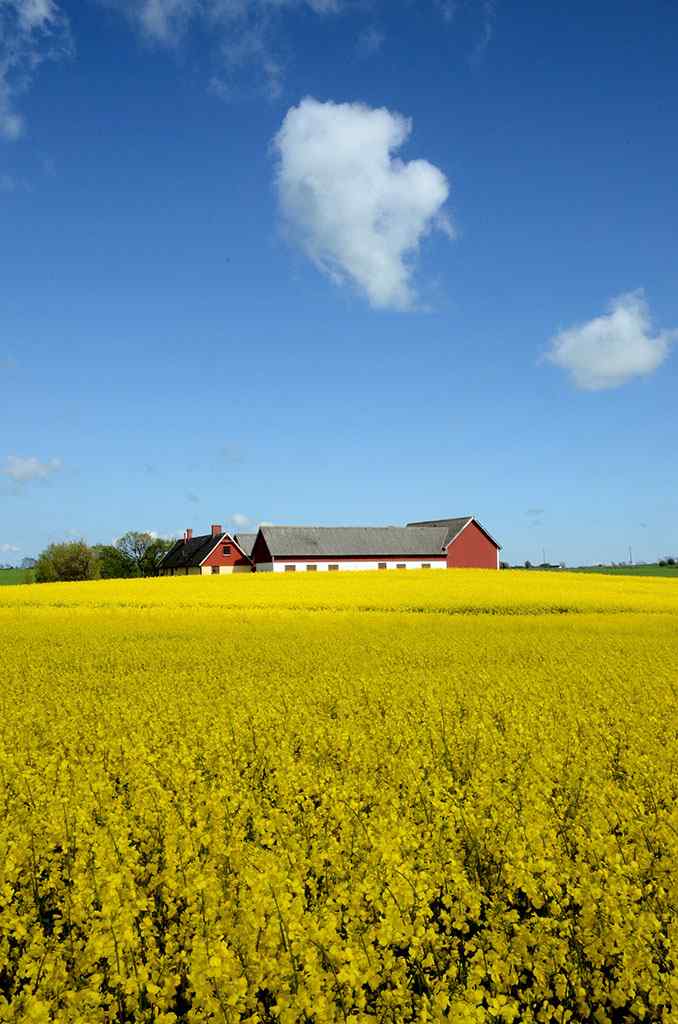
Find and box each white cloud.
[15,0,56,30]
[0,0,72,139]
[136,0,195,43]
[546,290,676,391]
[103,0,343,95]
[3,454,63,481]
[0,542,20,553]
[274,97,452,310]
[231,512,250,528]
[214,21,284,100]
[102,0,344,41]
[470,0,496,62]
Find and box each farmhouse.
[159,525,255,575]
[159,517,500,575]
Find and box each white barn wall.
[260,559,447,573]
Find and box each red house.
[159,525,254,575]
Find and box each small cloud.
[3,454,62,482]
[208,74,232,101]
[433,0,457,23]
[469,0,496,63]
[216,22,285,100]
[186,491,200,504]
[0,542,20,553]
[103,0,344,98]
[526,507,544,517]
[0,0,73,140]
[356,26,384,58]
[546,290,676,391]
[231,512,250,528]
[274,97,452,311]
[99,0,194,46]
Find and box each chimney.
[184,528,193,543]
[211,523,222,537]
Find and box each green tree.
[115,532,174,577]
[35,541,100,583]
[139,537,174,577]
[93,544,138,579]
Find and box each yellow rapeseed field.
[1,570,676,1023]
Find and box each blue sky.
[1,0,677,566]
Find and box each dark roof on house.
[407,517,501,549]
[258,525,451,559]
[234,533,257,557]
[160,533,226,570]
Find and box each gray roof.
[234,533,257,557]
[259,525,451,559]
[406,517,472,546]
[407,517,501,549]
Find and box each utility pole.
[628,546,633,566]
[542,547,546,565]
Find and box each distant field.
[0,567,34,585]
[572,563,678,578]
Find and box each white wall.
[263,559,447,573]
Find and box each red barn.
[406,518,500,569]
[251,517,500,573]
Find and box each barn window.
[328,564,339,571]
[396,564,407,570]
[284,564,296,572]
[222,544,231,556]
[378,563,388,570]
[422,563,431,569]
[211,566,220,575]
[306,564,318,571]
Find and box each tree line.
[34,532,174,583]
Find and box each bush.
[35,541,100,583]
